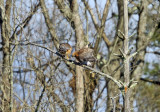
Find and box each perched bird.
[72,47,96,66]
[57,43,72,59]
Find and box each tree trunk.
[84,70,97,112]
[0,0,12,111]
[72,0,86,112]
[106,0,124,111]
[130,0,148,108]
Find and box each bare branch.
[101,0,111,30]
[140,78,160,85]
[54,0,73,23]
[94,0,101,20]
[123,0,130,111]
[146,51,160,55]
[10,3,40,41]
[35,83,45,112]
[26,52,70,112]
[40,0,59,49]
[82,0,111,47]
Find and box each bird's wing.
[78,48,95,62]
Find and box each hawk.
[72,47,96,66]
[57,43,72,59]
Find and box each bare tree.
[0,0,160,111]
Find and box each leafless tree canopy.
[0,0,160,112]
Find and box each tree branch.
[40,0,59,49]
[54,0,73,23]
[10,3,40,41]
[140,78,160,85]
[27,52,70,112]
[146,51,160,55]
[123,0,130,111]
[82,0,111,47]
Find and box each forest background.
[0,0,160,112]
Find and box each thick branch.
[54,0,72,22]
[39,0,59,49]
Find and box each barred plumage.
[72,48,96,66]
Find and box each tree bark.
[0,0,12,111]
[123,0,130,112]
[106,0,124,111]
[130,0,148,108]
[71,0,86,112]
[132,0,148,80]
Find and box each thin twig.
[35,83,45,112]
